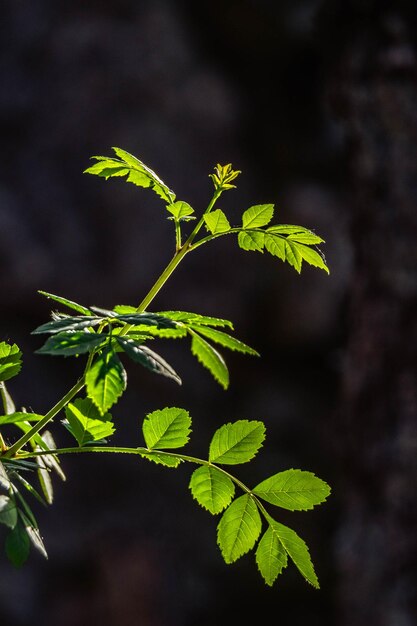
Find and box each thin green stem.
[2,378,85,459]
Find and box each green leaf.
[0,342,22,382]
[0,381,16,414]
[160,311,234,329]
[0,462,11,489]
[287,231,325,245]
[284,240,303,273]
[85,347,127,415]
[191,333,229,389]
[36,332,106,356]
[296,243,329,274]
[166,200,195,220]
[264,233,286,261]
[238,230,265,252]
[256,526,288,586]
[142,407,191,449]
[0,496,18,529]
[64,398,115,446]
[0,412,43,425]
[5,520,30,567]
[139,451,182,468]
[242,204,274,229]
[217,494,262,563]
[85,147,176,204]
[113,313,176,328]
[209,420,266,465]
[116,338,182,385]
[32,315,103,335]
[36,456,54,505]
[267,517,319,588]
[18,511,48,559]
[189,466,235,514]
[253,469,331,511]
[38,291,92,315]
[190,326,259,356]
[203,209,231,234]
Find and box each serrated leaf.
[116,338,181,384]
[139,451,182,468]
[0,496,18,529]
[85,347,126,415]
[189,466,235,514]
[0,412,43,425]
[217,494,262,563]
[191,333,229,389]
[32,316,103,335]
[142,407,191,449]
[287,231,325,245]
[113,313,176,328]
[166,200,195,220]
[204,209,231,234]
[64,398,115,447]
[296,243,329,274]
[38,291,92,315]
[267,517,319,588]
[5,520,30,567]
[209,420,265,465]
[284,240,302,272]
[160,311,233,329]
[242,204,274,229]
[256,526,288,586]
[238,230,265,252]
[0,342,22,382]
[265,233,286,261]
[253,469,331,511]
[85,147,176,204]
[36,332,106,356]
[190,326,259,356]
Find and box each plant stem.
[2,378,85,459]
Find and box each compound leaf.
[36,332,106,356]
[267,517,319,588]
[256,526,288,586]
[142,407,191,450]
[64,398,115,446]
[189,466,235,514]
[217,494,262,563]
[253,469,331,511]
[204,209,231,234]
[242,204,274,229]
[86,347,126,415]
[191,333,229,389]
[0,342,22,382]
[209,420,265,465]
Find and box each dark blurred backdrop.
[1,1,416,625]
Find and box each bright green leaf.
[85,347,127,415]
[253,469,331,511]
[139,450,182,468]
[242,204,274,229]
[189,466,235,514]
[256,526,288,586]
[189,325,259,356]
[36,457,54,505]
[160,311,234,329]
[142,407,191,450]
[296,243,329,274]
[264,233,286,261]
[267,517,319,588]
[209,420,265,465]
[238,230,265,252]
[64,398,115,446]
[217,494,262,563]
[204,209,231,234]
[191,333,229,389]
[0,342,22,382]
[166,201,195,220]
[0,412,43,425]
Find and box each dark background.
[1,1,416,625]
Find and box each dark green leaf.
[116,338,181,384]
[0,496,18,529]
[5,521,30,567]
[38,291,92,315]
[36,332,106,356]
[32,316,103,335]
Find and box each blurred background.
[1,1,416,624]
